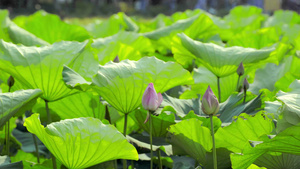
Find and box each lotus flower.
[142,83,163,111]
[237,62,244,76]
[201,86,219,116]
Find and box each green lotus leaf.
[24,114,138,169]
[254,152,300,169]
[173,33,275,77]
[264,10,300,27]
[167,118,212,166]
[63,56,194,114]
[276,89,300,133]
[192,66,238,102]
[0,9,48,46]
[48,92,106,120]
[86,12,138,38]
[159,93,202,118]
[0,40,89,102]
[91,31,154,65]
[214,6,266,41]
[133,109,176,137]
[215,112,274,153]
[0,89,42,128]
[13,10,91,43]
[249,56,293,95]
[142,13,217,54]
[218,93,262,123]
[231,124,300,169]
[227,27,279,49]
[247,164,266,169]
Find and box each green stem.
[243,90,247,104]
[149,112,153,169]
[6,121,9,156]
[236,75,241,92]
[157,149,162,169]
[6,86,12,156]
[210,115,217,169]
[217,77,221,103]
[32,134,40,163]
[123,113,128,169]
[45,100,56,169]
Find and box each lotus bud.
[237,62,244,76]
[7,76,15,87]
[142,83,163,112]
[201,86,219,116]
[113,55,120,63]
[243,78,249,91]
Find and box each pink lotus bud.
[243,78,249,90]
[201,86,219,116]
[237,62,244,76]
[142,83,163,112]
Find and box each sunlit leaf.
[24,114,138,169]
[63,57,193,114]
[173,33,275,77]
[215,112,274,153]
[0,40,89,101]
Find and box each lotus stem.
[236,75,241,92]
[45,100,57,169]
[217,77,221,103]
[210,115,217,169]
[157,149,162,169]
[5,121,9,156]
[5,85,12,156]
[32,134,40,163]
[243,90,247,104]
[123,113,129,169]
[149,111,153,169]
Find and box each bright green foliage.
[63,57,193,114]
[231,124,300,169]
[91,31,154,65]
[86,12,138,38]
[214,6,266,41]
[24,114,138,169]
[168,118,212,166]
[173,33,275,77]
[13,10,91,43]
[215,112,274,153]
[0,89,42,128]
[0,9,48,46]
[0,40,88,101]
[48,92,106,120]
[264,10,300,27]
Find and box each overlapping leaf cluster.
[0,5,299,169]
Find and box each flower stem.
[123,113,128,169]
[243,90,247,104]
[5,121,9,156]
[149,112,153,169]
[210,115,217,169]
[217,76,221,103]
[45,100,56,169]
[157,149,162,169]
[6,85,12,156]
[32,134,40,163]
[236,75,241,92]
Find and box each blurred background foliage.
[0,0,299,19]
